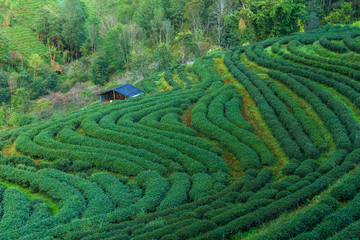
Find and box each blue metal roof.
[102,83,144,98]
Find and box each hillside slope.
[2,0,51,62]
[1,25,360,239]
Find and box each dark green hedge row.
[107,118,228,175]
[263,77,328,152]
[195,148,360,239]
[132,100,222,158]
[0,155,51,170]
[261,44,360,144]
[287,40,360,71]
[0,165,86,239]
[34,128,167,175]
[267,71,352,150]
[0,188,31,231]
[105,171,170,223]
[290,74,360,148]
[269,175,301,191]
[234,50,320,159]
[175,219,217,240]
[318,149,347,174]
[160,112,182,125]
[225,96,253,131]
[343,35,360,54]
[277,41,360,87]
[27,199,51,225]
[39,168,114,218]
[330,219,360,240]
[16,128,146,176]
[90,172,135,208]
[131,219,196,240]
[247,189,278,202]
[294,191,360,239]
[261,43,360,108]
[208,87,275,166]
[158,173,191,210]
[81,107,209,176]
[211,199,273,226]
[191,84,261,170]
[189,173,214,201]
[134,171,169,213]
[192,58,214,90]
[58,127,181,173]
[139,107,198,136]
[254,197,339,240]
[99,93,228,174]
[225,50,303,160]
[331,169,360,202]
[133,173,264,229]
[294,159,318,178]
[319,37,348,53]
[176,65,193,89]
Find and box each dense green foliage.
[2,1,360,238]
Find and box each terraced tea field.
[2,0,50,61]
[1,25,360,239]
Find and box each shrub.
[331,184,357,201]
[53,158,72,172]
[236,191,254,203]
[161,234,180,240]
[175,220,217,239]
[91,55,110,85]
[72,160,93,172]
[282,161,300,175]
[294,159,318,177]
[319,37,348,53]
[275,191,291,200]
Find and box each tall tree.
[58,0,87,61]
[173,31,201,63]
[133,0,161,34]
[99,15,118,39]
[150,7,173,45]
[35,8,54,43]
[0,0,17,27]
[0,70,10,103]
[241,0,306,42]
[213,0,228,46]
[154,43,173,71]
[325,2,355,25]
[104,24,130,72]
[183,0,206,32]
[164,0,186,28]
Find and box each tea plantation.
[2,25,360,239]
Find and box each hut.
[99,83,144,103]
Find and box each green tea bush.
[189,173,214,201]
[90,172,134,208]
[294,159,318,178]
[71,160,93,172]
[158,173,191,210]
[319,37,348,53]
[282,160,300,175]
[0,188,31,231]
[331,184,357,202]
